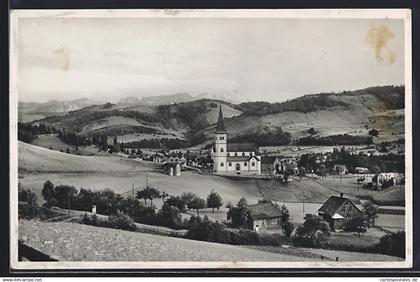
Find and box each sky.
[18,17,405,103]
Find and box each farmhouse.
[372,173,404,189]
[247,201,283,232]
[211,106,261,175]
[317,194,362,231]
[162,162,181,176]
[261,156,298,176]
[151,153,165,163]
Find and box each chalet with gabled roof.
[317,194,362,231]
[247,201,283,232]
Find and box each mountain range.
[18,85,405,148]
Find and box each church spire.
[215,105,227,134]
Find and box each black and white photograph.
[9,9,413,269]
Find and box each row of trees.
[41,180,225,229]
[18,122,56,143]
[295,134,373,146]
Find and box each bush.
[185,217,262,245]
[343,216,367,235]
[81,212,137,232]
[42,180,57,208]
[292,214,330,248]
[108,212,137,231]
[368,129,379,137]
[165,196,186,212]
[374,231,405,258]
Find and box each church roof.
[215,105,227,134]
[227,143,258,152]
[227,155,260,162]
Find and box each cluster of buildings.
[210,106,297,178]
[246,193,363,233]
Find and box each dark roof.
[318,196,360,217]
[247,202,282,220]
[227,156,250,162]
[226,156,259,162]
[162,162,180,168]
[261,156,277,164]
[215,105,227,134]
[227,143,258,152]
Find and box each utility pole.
[132,183,134,197]
[146,172,148,187]
[67,190,70,216]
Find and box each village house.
[165,155,187,167]
[211,106,261,175]
[162,162,181,176]
[125,146,141,155]
[317,194,363,231]
[372,173,404,190]
[261,156,298,177]
[151,153,165,163]
[333,164,347,175]
[247,201,283,232]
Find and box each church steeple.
[215,105,227,134]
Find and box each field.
[19,220,318,262]
[18,141,159,173]
[30,135,109,156]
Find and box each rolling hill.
[18,85,405,148]
[18,141,158,173]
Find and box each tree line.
[295,134,373,146]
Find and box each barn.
[247,201,283,232]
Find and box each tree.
[18,188,38,218]
[375,231,405,258]
[298,167,306,177]
[207,190,223,213]
[227,198,251,228]
[279,205,294,239]
[66,147,70,154]
[292,214,330,248]
[227,207,250,228]
[136,186,161,205]
[189,196,206,215]
[157,203,182,229]
[76,188,95,211]
[369,165,381,174]
[343,216,367,236]
[42,180,56,208]
[237,197,248,209]
[113,136,118,148]
[181,192,196,209]
[136,190,148,205]
[362,202,378,227]
[225,201,233,210]
[368,129,379,137]
[54,185,78,210]
[308,127,317,135]
[166,195,186,211]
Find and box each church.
[210,106,261,175]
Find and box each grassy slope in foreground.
[19,220,317,262]
[18,141,158,173]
